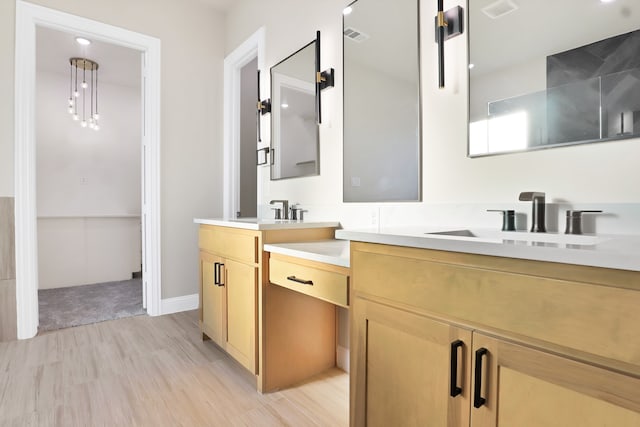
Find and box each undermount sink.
[426,229,602,246]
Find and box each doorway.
[35,26,144,332]
[238,58,258,218]
[14,1,162,339]
[223,28,265,219]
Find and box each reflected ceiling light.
[281,103,289,109]
[68,58,100,131]
[600,0,616,3]
[343,6,353,15]
[75,37,91,46]
[469,63,475,69]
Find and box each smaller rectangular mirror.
[270,40,319,180]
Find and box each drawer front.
[269,258,349,307]
[199,226,258,264]
[352,243,640,368]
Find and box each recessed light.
[600,0,615,3]
[75,37,91,46]
[343,6,353,15]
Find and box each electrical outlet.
[370,209,379,228]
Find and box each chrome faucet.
[269,200,289,219]
[519,192,546,232]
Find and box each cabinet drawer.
[269,257,349,307]
[199,226,258,264]
[352,242,640,368]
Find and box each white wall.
[0,1,14,197]
[35,69,141,288]
[225,0,640,231]
[38,217,141,289]
[36,71,141,216]
[2,0,226,300]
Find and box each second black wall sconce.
[315,30,335,124]
[435,1,464,88]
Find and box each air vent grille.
[344,27,370,43]
[482,0,518,19]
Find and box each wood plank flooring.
[0,311,348,426]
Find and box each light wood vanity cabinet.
[198,223,336,384]
[199,226,259,373]
[350,241,640,427]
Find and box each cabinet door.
[471,333,640,427]
[200,252,225,345]
[224,258,258,374]
[351,298,472,427]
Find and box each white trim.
[161,293,199,315]
[223,27,266,219]
[14,1,162,339]
[337,345,350,373]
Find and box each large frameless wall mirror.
[469,0,640,157]
[270,40,319,180]
[343,0,421,202]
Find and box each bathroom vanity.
[336,228,640,426]
[194,218,341,392]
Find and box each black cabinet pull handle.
[218,263,224,286]
[450,340,463,397]
[287,276,313,285]
[214,262,225,286]
[474,347,488,408]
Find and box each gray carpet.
[38,278,146,332]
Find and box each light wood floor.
[0,311,348,426]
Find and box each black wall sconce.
[256,69,271,142]
[315,30,335,124]
[256,146,270,166]
[435,1,464,88]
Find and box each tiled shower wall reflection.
[0,197,17,341]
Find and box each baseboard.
[337,345,349,373]
[161,293,199,315]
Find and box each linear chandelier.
[67,57,100,130]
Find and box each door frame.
[223,27,265,219]
[14,1,162,339]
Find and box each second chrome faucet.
[519,191,546,232]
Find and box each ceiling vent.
[481,0,519,19]
[344,27,370,43]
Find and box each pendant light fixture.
[67,57,100,130]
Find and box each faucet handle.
[271,207,282,220]
[487,209,516,231]
[289,204,306,221]
[289,204,299,220]
[565,210,603,235]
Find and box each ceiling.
[37,26,141,88]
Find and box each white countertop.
[264,240,350,268]
[335,226,640,272]
[194,218,340,230]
